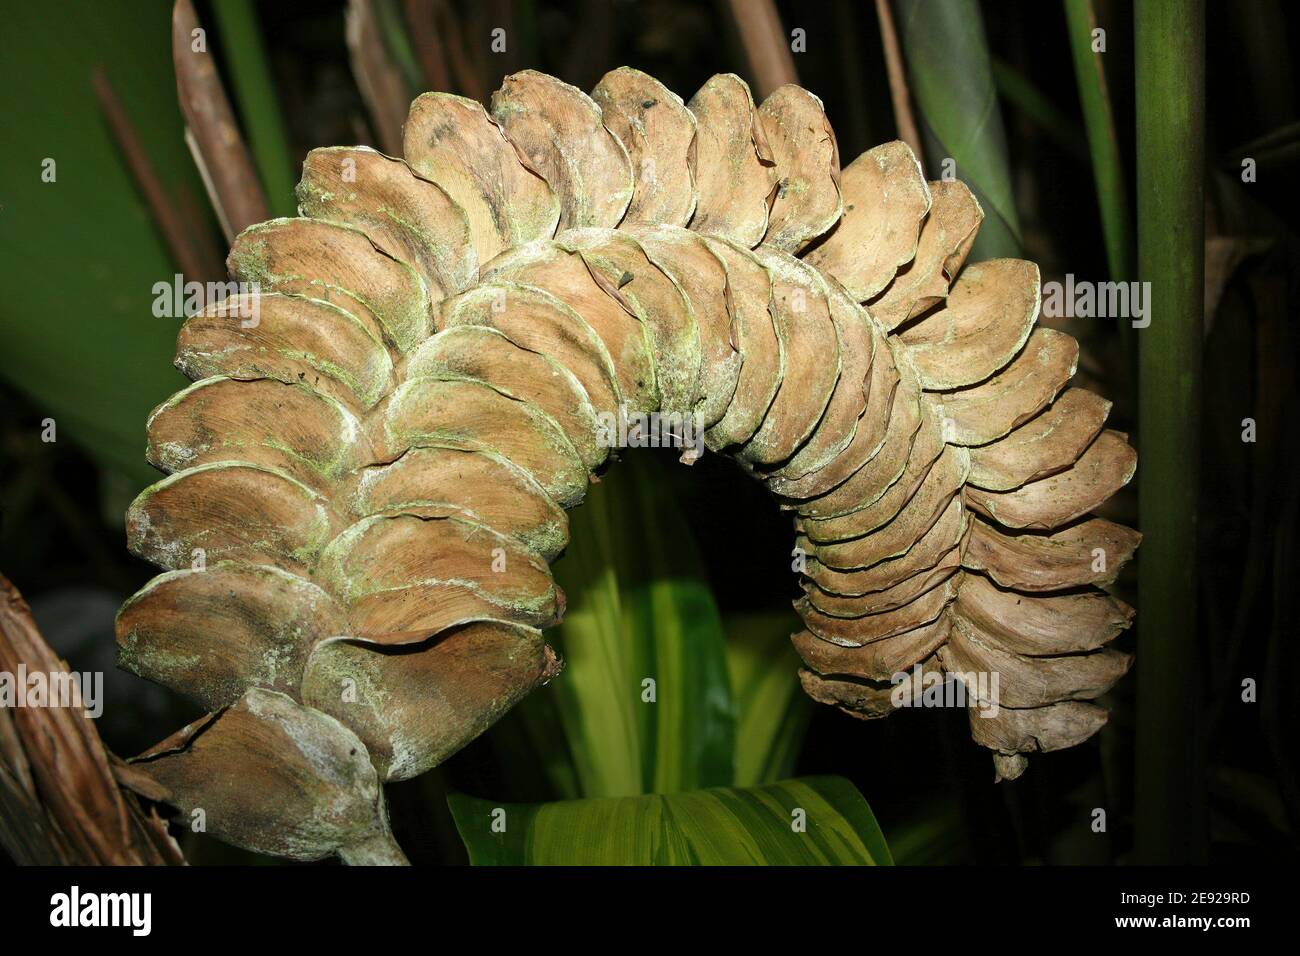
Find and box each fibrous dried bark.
[0,575,183,865]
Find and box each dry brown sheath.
[118,67,1139,862]
[0,576,183,865]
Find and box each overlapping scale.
[687,73,776,247]
[491,71,633,230]
[591,67,698,227]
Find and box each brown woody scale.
[116,69,1139,864]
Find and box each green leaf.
[619,458,736,794]
[448,776,892,865]
[514,453,736,797]
[488,680,583,801]
[528,474,643,797]
[991,56,1089,163]
[1064,0,1133,282]
[372,0,426,97]
[1064,0,1136,369]
[0,0,212,489]
[724,611,811,786]
[894,0,1022,259]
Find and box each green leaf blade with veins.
[619,457,736,794]
[725,611,812,787]
[894,0,1022,259]
[541,453,736,797]
[448,776,892,865]
[543,471,642,797]
[497,457,796,802]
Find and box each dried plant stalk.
[118,68,1138,862]
[171,0,269,240]
[0,576,183,865]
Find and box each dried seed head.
[121,68,1139,862]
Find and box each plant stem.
[724,0,798,99]
[172,0,269,240]
[373,0,425,95]
[91,67,219,281]
[346,0,411,155]
[1134,0,1207,865]
[875,0,924,165]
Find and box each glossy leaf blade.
[724,611,811,786]
[894,0,1021,258]
[448,776,892,865]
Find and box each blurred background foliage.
[0,0,1297,865]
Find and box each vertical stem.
[172,0,269,240]
[346,0,411,155]
[723,0,798,99]
[1134,0,1206,865]
[875,0,924,166]
[91,67,219,282]
[405,0,452,91]
[435,0,485,102]
[373,0,425,95]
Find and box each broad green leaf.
[449,776,892,865]
[617,457,735,794]
[544,475,644,797]
[0,0,213,489]
[724,611,811,786]
[512,453,736,798]
[895,0,1022,259]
